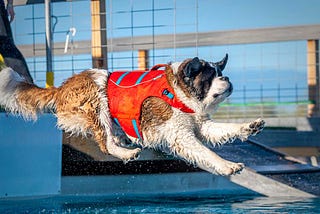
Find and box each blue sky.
[108,0,320,33]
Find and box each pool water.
[1,195,319,213]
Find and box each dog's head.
[170,54,232,110]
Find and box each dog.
[0,55,264,176]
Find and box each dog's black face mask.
[183,54,229,101]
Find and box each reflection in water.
[232,197,318,213]
[0,195,319,213]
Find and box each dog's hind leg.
[90,121,108,154]
[90,116,141,159]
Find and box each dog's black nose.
[220,76,229,81]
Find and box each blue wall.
[0,113,62,198]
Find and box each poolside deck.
[62,135,320,197]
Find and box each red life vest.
[107,65,194,139]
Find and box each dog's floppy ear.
[184,57,203,78]
[211,54,228,72]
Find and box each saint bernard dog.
[0,55,265,176]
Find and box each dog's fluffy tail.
[0,67,57,120]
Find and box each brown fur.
[140,66,183,137]
[54,71,108,153]
[174,59,193,98]
[16,71,108,153]
[17,83,57,118]
[140,97,173,136]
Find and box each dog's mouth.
[213,93,220,98]
[213,84,233,98]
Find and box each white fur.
[0,68,20,109]
[202,77,231,108]
[170,62,181,75]
[0,67,36,120]
[56,112,91,136]
[91,69,113,136]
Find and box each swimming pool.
[1,195,319,213]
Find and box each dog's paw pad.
[246,118,265,135]
[233,163,245,174]
[229,162,245,175]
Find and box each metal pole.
[45,0,53,87]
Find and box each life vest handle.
[150,64,168,71]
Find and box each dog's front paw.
[216,162,245,176]
[247,118,265,135]
[240,118,265,141]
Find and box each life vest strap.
[150,64,168,71]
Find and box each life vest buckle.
[162,88,174,99]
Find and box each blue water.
[0,195,319,213]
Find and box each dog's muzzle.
[213,76,233,98]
